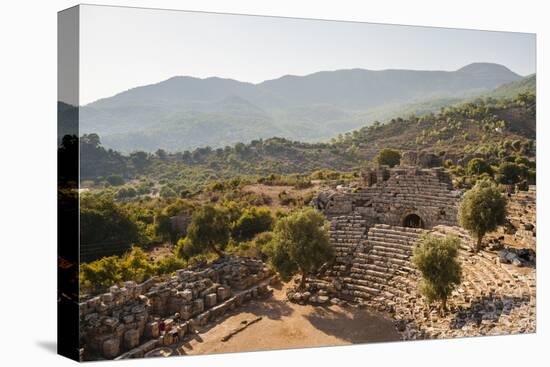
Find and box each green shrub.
[155,255,187,275]
[231,207,274,241]
[496,162,522,184]
[458,179,507,251]
[80,256,122,292]
[375,148,401,168]
[106,174,125,186]
[80,195,139,256]
[119,247,156,283]
[467,158,492,176]
[412,234,462,314]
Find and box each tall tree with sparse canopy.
[458,180,507,252]
[376,148,401,167]
[185,204,230,257]
[412,234,462,314]
[267,208,333,289]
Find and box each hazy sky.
[79,4,536,105]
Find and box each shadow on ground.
[304,306,401,343]
[451,292,532,329]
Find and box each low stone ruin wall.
[79,257,274,360]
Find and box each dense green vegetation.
[80,247,187,294]
[488,74,536,99]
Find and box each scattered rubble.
[498,248,536,267]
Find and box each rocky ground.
[177,282,400,356]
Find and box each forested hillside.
[76,92,535,197]
[80,63,523,152]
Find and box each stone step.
[367,241,414,254]
[370,226,425,236]
[367,253,410,266]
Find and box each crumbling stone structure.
[169,211,192,240]
[316,166,460,228]
[79,257,274,360]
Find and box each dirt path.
[177,284,400,356]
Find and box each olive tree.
[267,208,333,289]
[412,234,462,314]
[458,180,507,252]
[375,148,401,168]
[184,204,230,257]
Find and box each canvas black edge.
[58,5,81,362]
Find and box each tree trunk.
[475,235,483,252]
[211,245,225,258]
[299,270,307,290]
[440,297,447,316]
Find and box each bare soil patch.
[242,184,320,210]
[177,284,400,356]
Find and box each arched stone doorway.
[402,213,424,229]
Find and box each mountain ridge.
[80,63,524,152]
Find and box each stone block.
[181,289,193,302]
[179,304,192,320]
[123,314,134,324]
[103,317,119,328]
[193,299,204,314]
[102,338,120,359]
[217,286,231,301]
[204,293,217,308]
[144,321,159,338]
[123,329,140,350]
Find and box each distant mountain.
[80,63,522,152]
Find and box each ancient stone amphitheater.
[307,166,536,340]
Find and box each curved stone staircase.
[309,223,536,340]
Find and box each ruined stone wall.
[79,257,273,360]
[321,167,460,229]
[169,211,192,239]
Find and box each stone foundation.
[79,257,274,360]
